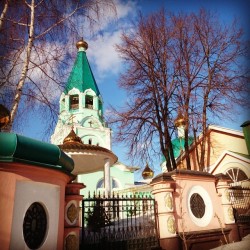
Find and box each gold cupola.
[174,112,185,128]
[142,162,154,180]
[76,38,88,51]
[174,110,186,138]
[63,128,83,145]
[0,104,10,130]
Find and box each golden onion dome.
[142,163,154,180]
[174,113,185,128]
[0,104,10,129]
[63,128,83,145]
[76,38,88,51]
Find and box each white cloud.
[84,0,138,77]
[79,0,137,36]
[115,0,137,20]
[87,30,123,75]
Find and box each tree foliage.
[0,0,116,135]
[108,8,249,171]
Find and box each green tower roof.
[64,39,100,96]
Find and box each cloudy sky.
[20,0,250,176]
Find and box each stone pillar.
[65,95,70,111]
[81,94,85,109]
[93,96,98,110]
[151,175,179,249]
[64,182,85,250]
[79,93,83,111]
[104,158,111,195]
[215,174,240,242]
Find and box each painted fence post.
[151,174,180,250]
[64,182,85,250]
[215,173,240,242]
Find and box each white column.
[104,158,111,195]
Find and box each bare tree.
[0,0,116,134]
[109,10,178,172]
[109,8,249,171]
[172,10,249,170]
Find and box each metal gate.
[80,193,159,250]
[229,186,250,223]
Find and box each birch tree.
[0,0,116,133]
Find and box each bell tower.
[51,39,111,150]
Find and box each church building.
[51,39,137,196]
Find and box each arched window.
[96,178,120,190]
[70,95,79,110]
[226,168,248,184]
[88,138,92,145]
[85,95,93,109]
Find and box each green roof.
[161,137,194,163]
[64,50,100,96]
[0,132,74,173]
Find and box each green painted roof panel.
[64,51,100,96]
[0,132,74,173]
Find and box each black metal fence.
[229,186,250,223]
[81,193,159,250]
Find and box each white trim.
[209,150,250,174]
[68,88,80,95]
[208,125,243,137]
[187,185,213,227]
[84,88,96,96]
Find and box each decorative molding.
[65,234,78,250]
[67,203,78,223]
[167,216,176,234]
[165,193,173,211]
[227,206,234,221]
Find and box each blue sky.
[16,0,249,177]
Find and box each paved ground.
[211,234,250,250]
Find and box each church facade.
[51,39,136,196]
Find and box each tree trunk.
[0,0,10,31]
[9,0,35,130]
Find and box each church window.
[70,95,79,110]
[23,202,47,249]
[190,193,205,218]
[86,95,93,109]
[226,168,248,184]
[88,138,92,145]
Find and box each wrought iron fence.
[81,192,159,250]
[229,186,250,223]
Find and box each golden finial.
[63,128,83,145]
[142,162,154,180]
[76,38,88,51]
[174,112,185,128]
[0,104,10,130]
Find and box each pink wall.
[0,162,72,250]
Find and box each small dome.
[76,38,88,51]
[63,128,83,145]
[0,104,10,129]
[174,113,185,127]
[142,163,154,180]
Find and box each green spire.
[64,39,100,96]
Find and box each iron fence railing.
[81,192,159,250]
[229,187,250,223]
